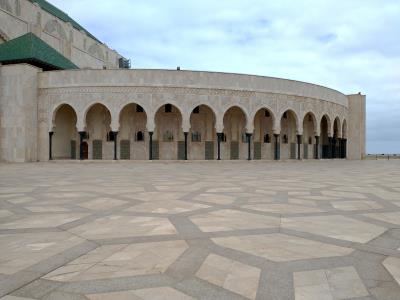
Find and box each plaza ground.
[0,160,399,300]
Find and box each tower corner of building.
[346,93,366,160]
[0,64,41,162]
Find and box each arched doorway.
[320,115,330,159]
[333,117,341,158]
[189,105,216,160]
[85,103,112,160]
[253,108,274,160]
[119,104,147,160]
[223,106,247,160]
[302,112,316,159]
[280,110,298,159]
[154,104,183,160]
[52,104,78,159]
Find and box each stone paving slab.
[0,160,399,299]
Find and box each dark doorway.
[82,142,89,160]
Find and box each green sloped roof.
[29,0,100,43]
[0,33,79,70]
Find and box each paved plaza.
[0,161,399,300]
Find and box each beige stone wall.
[347,94,366,160]
[0,0,123,69]
[0,64,39,162]
[0,67,366,162]
[35,69,354,161]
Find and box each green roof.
[0,33,79,70]
[29,0,100,43]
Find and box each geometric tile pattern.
[86,287,195,300]
[196,254,260,299]
[0,161,399,299]
[294,266,369,300]
[213,234,353,262]
[44,241,188,281]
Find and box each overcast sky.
[51,0,400,154]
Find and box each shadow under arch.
[189,104,217,160]
[280,109,299,159]
[302,112,317,159]
[253,107,275,160]
[118,103,148,160]
[153,103,184,160]
[222,106,248,160]
[52,103,79,159]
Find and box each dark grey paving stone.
[57,275,175,295]
[11,279,63,299]
[175,277,247,300]
[369,281,400,300]
[256,268,294,300]
[42,291,88,300]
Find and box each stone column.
[297,134,302,160]
[49,132,54,160]
[338,138,342,159]
[149,132,153,160]
[328,137,333,159]
[79,131,86,160]
[184,132,188,160]
[274,134,280,160]
[217,133,223,160]
[113,131,118,160]
[246,133,252,161]
[315,136,319,159]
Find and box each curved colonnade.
[39,69,349,161]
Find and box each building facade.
[0,0,128,69]
[0,1,366,162]
[0,66,366,162]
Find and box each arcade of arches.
[50,104,347,161]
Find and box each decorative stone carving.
[88,43,105,60]
[44,20,67,40]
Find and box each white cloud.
[51,0,400,153]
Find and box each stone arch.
[280,109,299,159]
[342,119,347,139]
[332,117,341,158]
[222,106,247,160]
[302,112,317,159]
[52,104,78,159]
[279,109,300,134]
[149,102,185,132]
[154,103,183,160]
[189,104,216,160]
[82,102,114,130]
[251,106,276,133]
[220,104,249,132]
[118,103,148,160]
[320,115,331,159]
[85,103,113,160]
[320,114,332,136]
[252,107,275,160]
[333,117,341,138]
[51,103,77,130]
